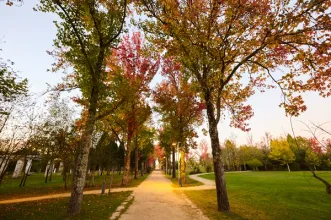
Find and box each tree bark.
[205,95,230,212]
[49,160,54,182]
[165,156,168,175]
[45,161,50,184]
[172,146,176,178]
[0,156,10,185]
[180,149,186,184]
[134,144,139,179]
[141,162,144,176]
[286,163,291,172]
[308,164,331,194]
[122,140,132,186]
[68,85,98,215]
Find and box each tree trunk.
[19,158,27,187]
[172,146,176,178]
[141,162,144,176]
[108,168,114,194]
[244,163,247,171]
[180,149,186,184]
[49,160,53,182]
[134,146,139,179]
[68,86,98,215]
[22,161,32,187]
[0,156,10,185]
[122,140,132,186]
[286,163,290,172]
[206,96,230,212]
[63,164,68,190]
[165,156,168,175]
[45,161,50,183]
[308,165,331,194]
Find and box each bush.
[246,158,263,171]
[146,166,153,173]
[189,165,201,175]
[206,164,213,173]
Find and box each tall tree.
[158,124,174,176]
[138,0,331,211]
[106,32,159,186]
[154,58,203,182]
[36,0,127,215]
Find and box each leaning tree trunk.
[0,156,10,185]
[68,86,98,215]
[206,97,230,212]
[307,163,331,194]
[286,163,291,172]
[172,146,176,178]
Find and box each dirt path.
[0,187,133,204]
[119,170,208,220]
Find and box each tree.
[222,139,239,171]
[246,159,263,171]
[108,32,159,186]
[158,124,174,176]
[194,139,213,172]
[137,0,330,211]
[269,138,295,172]
[0,49,28,115]
[305,149,321,171]
[299,121,331,193]
[135,125,155,177]
[154,58,203,183]
[36,0,127,215]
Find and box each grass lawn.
[0,172,149,200]
[184,171,331,220]
[165,170,203,188]
[0,191,132,220]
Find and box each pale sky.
[1,1,330,146]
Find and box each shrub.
[206,164,213,173]
[146,166,153,173]
[246,158,263,171]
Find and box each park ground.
[0,172,148,200]
[185,171,331,220]
[1,171,331,219]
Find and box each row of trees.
[0,95,155,189]
[3,0,331,215]
[137,0,331,212]
[1,9,157,215]
[211,134,331,173]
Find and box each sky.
[1,1,331,146]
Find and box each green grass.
[165,170,204,188]
[0,191,132,220]
[184,171,331,220]
[0,172,149,200]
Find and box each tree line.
[2,0,331,215]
